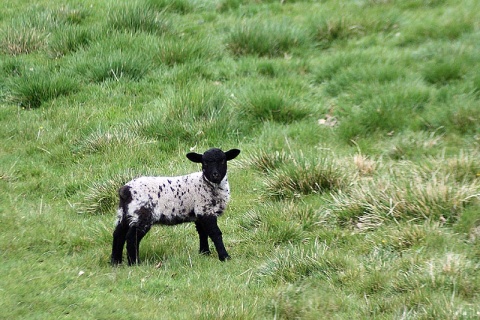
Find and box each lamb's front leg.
[195,221,211,255]
[197,215,230,261]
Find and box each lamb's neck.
[202,174,229,190]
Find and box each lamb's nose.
[212,172,220,180]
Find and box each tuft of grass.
[472,72,480,96]
[108,2,170,35]
[353,153,377,176]
[53,6,89,24]
[146,0,197,14]
[227,19,308,57]
[241,202,324,244]
[75,128,156,154]
[336,84,431,141]
[1,6,90,56]
[330,161,480,228]
[396,11,474,46]
[49,26,97,57]
[155,35,219,66]
[256,240,345,283]
[6,68,79,108]
[139,84,241,149]
[76,51,151,82]
[0,26,47,55]
[217,0,243,12]
[423,59,465,85]
[453,205,480,240]
[321,59,411,98]
[263,154,345,199]
[311,11,399,49]
[421,93,480,135]
[384,131,443,160]
[238,89,310,125]
[239,150,290,173]
[422,151,480,183]
[78,171,138,215]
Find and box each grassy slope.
[1,0,479,318]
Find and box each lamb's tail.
[116,185,132,224]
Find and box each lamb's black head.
[187,148,241,184]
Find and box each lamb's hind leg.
[111,220,128,265]
[126,224,151,265]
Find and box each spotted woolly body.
[117,172,231,227]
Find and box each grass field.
[1,0,479,318]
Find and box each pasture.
[1,0,479,318]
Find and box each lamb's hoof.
[127,258,140,266]
[199,250,212,256]
[219,255,231,262]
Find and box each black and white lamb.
[111,147,241,265]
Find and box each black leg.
[126,225,150,265]
[198,216,230,261]
[111,221,128,265]
[195,221,211,255]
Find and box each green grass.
[227,19,309,57]
[1,0,480,318]
[5,66,79,108]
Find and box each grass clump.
[0,26,47,55]
[1,7,86,55]
[330,160,480,228]
[235,85,311,126]
[422,151,480,183]
[383,130,443,160]
[241,202,322,245]
[75,127,156,154]
[311,11,399,49]
[336,84,431,141]
[256,240,346,283]
[227,19,308,57]
[76,51,151,82]
[108,2,170,35]
[155,35,219,66]
[423,58,466,85]
[49,26,97,57]
[422,94,480,135]
[396,11,474,46]
[78,171,138,215]
[139,84,240,149]
[263,153,345,199]
[239,149,290,173]
[146,0,197,14]
[5,68,78,108]
[52,6,89,25]
[1,6,91,56]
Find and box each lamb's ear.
[225,149,241,161]
[186,152,203,163]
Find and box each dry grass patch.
[1,26,47,55]
[330,159,480,228]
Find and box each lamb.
[111,147,241,265]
